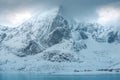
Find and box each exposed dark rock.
[50,15,68,32]
[17,66,26,71]
[72,41,87,52]
[47,27,70,46]
[74,69,79,72]
[43,50,79,62]
[97,68,120,72]
[107,31,117,43]
[84,69,92,72]
[21,40,43,55]
[40,13,70,48]
[0,33,7,42]
[95,38,106,43]
[79,31,88,40]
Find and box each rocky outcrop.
[21,40,43,55]
[42,50,79,62]
[0,33,6,42]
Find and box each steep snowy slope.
[0,7,120,73]
[1,8,70,57]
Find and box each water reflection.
[0,73,120,80]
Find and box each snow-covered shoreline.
[0,71,120,75]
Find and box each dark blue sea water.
[0,73,120,80]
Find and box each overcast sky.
[0,0,120,27]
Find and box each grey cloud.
[0,0,120,26]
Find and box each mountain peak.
[57,5,64,14]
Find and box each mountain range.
[0,7,120,73]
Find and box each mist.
[0,0,120,27]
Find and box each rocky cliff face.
[0,8,70,57]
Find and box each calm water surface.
[0,73,120,80]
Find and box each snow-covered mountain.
[0,7,120,73]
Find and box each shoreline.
[0,71,120,75]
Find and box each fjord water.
[0,73,120,80]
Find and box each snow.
[0,7,120,74]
